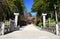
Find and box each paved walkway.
[0,24,60,39]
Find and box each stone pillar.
[55,10,59,35]
[42,13,47,27]
[14,13,19,27]
[1,22,5,35]
[56,24,59,35]
[55,7,59,35]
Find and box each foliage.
[38,22,42,27]
[32,0,60,26]
[32,0,60,16]
[13,0,25,25]
[0,0,25,21]
[14,0,25,13]
[47,18,56,22]
[46,18,56,27]
[5,20,10,28]
[2,0,15,20]
[32,0,49,16]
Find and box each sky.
[24,0,36,16]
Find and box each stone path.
[0,24,60,39]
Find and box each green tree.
[2,0,15,20]
[14,0,26,25]
[32,0,60,20]
[32,0,49,16]
[32,0,60,26]
[32,0,60,16]
[0,0,25,22]
[14,0,25,13]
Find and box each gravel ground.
[0,24,60,39]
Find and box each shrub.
[38,22,43,27]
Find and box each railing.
[9,19,15,32]
[0,20,15,36]
[44,22,60,35]
[0,22,2,35]
[58,23,60,35]
[0,22,5,35]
